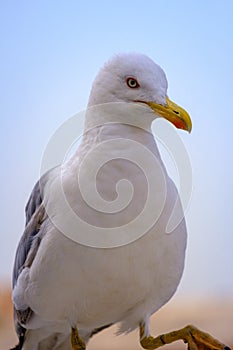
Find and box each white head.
[88,53,168,107]
[87,53,191,132]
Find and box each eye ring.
[126,77,140,88]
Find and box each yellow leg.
[139,323,231,350]
[71,327,86,350]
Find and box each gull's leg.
[71,327,86,350]
[139,323,231,350]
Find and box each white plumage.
[12,53,191,350]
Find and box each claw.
[187,325,228,350]
[139,324,231,350]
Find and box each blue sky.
[1,1,233,296]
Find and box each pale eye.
[126,77,140,88]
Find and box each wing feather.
[11,170,53,348]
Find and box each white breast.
[24,123,187,334]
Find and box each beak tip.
[188,123,192,133]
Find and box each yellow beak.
[147,97,192,133]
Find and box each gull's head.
[88,53,192,132]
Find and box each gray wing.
[12,168,53,287]
[12,174,47,288]
[11,169,56,349]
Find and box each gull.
[11,53,230,350]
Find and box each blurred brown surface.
[1,286,232,350]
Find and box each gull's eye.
[126,77,140,88]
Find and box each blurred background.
[0,1,232,348]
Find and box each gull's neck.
[84,102,154,132]
[84,103,159,151]
[67,102,163,166]
[82,123,157,151]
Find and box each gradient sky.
[1,1,233,297]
